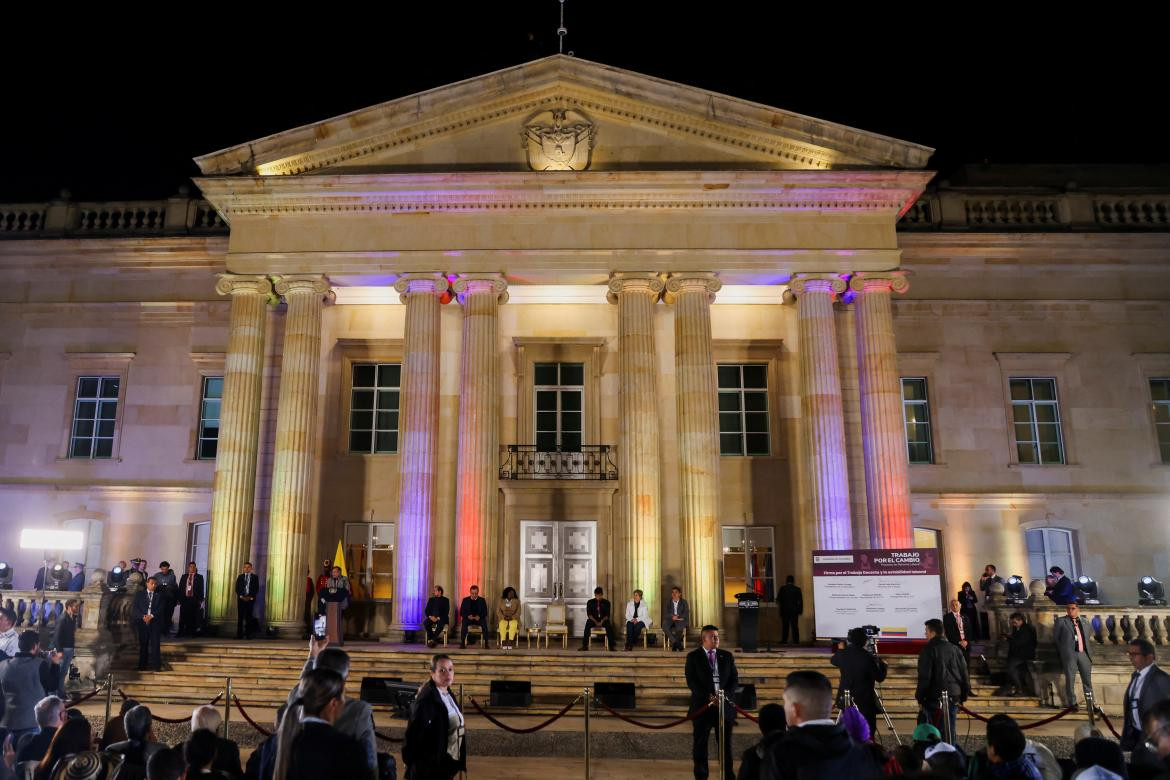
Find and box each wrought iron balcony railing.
[499,445,618,480]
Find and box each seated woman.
[496,587,521,650]
[317,566,350,646]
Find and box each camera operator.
[830,626,889,734]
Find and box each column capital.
[273,274,331,297]
[606,272,665,304]
[789,273,848,299]
[215,274,272,297]
[664,272,721,304]
[452,273,508,304]
[394,272,450,303]
[848,271,910,295]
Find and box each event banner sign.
[812,548,942,640]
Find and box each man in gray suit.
[1121,638,1170,750]
[287,637,377,774]
[665,586,690,652]
[1053,602,1094,709]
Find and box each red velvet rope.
[958,704,1076,730]
[71,685,106,704]
[232,696,273,737]
[731,702,759,723]
[1094,707,1122,740]
[467,695,580,734]
[591,698,713,730]
[116,689,223,723]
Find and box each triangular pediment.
[194,56,932,177]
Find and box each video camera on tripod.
[859,624,880,654]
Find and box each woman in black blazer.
[273,668,372,780]
[403,654,466,780]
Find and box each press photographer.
[830,625,888,733]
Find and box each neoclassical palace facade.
[1,56,1168,640]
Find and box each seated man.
[664,586,690,651]
[579,587,616,651]
[623,590,652,651]
[424,586,450,648]
[15,695,65,764]
[105,704,165,780]
[458,585,489,649]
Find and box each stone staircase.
[102,639,1092,726]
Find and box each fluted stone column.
[265,274,331,632]
[453,274,507,603]
[791,274,853,551]
[607,272,665,613]
[851,272,913,548]
[666,273,722,629]
[390,273,449,637]
[207,274,272,625]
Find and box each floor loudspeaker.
[594,681,636,709]
[490,679,533,707]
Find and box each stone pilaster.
[791,274,853,551]
[206,274,272,626]
[452,273,507,604]
[389,273,449,638]
[665,273,722,629]
[265,274,331,632]
[850,272,914,548]
[607,272,665,613]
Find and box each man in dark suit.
[1121,638,1170,750]
[579,587,616,651]
[67,563,85,592]
[132,577,163,671]
[942,598,973,657]
[1045,566,1076,605]
[458,585,489,648]
[685,625,738,780]
[1053,602,1093,708]
[665,586,690,652]
[176,562,205,638]
[831,627,888,734]
[424,585,450,648]
[778,575,803,645]
[235,561,259,639]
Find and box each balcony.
[499,445,618,480]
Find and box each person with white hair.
[14,695,64,763]
[105,704,164,779]
[189,705,242,777]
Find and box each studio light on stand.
[46,563,70,592]
[0,562,12,589]
[107,565,127,593]
[1075,575,1100,605]
[1139,576,1167,606]
[1004,575,1028,605]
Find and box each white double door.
[520,520,596,639]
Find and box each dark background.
[1,5,1163,201]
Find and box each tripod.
[874,684,903,745]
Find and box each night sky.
[1,6,1162,202]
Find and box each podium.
[735,592,761,652]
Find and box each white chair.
[544,603,570,649]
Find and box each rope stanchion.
[1094,707,1122,740]
[959,704,1076,730]
[591,698,712,730]
[731,702,759,724]
[232,696,273,738]
[115,689,224,723]
[71,685,106,705]
[467,695,580,734]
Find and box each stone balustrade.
[1,580,137,686]
[899,188,1170,231]
[0,191,227,237]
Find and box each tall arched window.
[1025,528,1076,580]
[62,519,104,569]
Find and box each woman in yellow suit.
[496,586,521,650]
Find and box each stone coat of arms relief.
[522,107,596,171]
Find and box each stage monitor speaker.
[359,676,405,705]
[489,679,533,707]
[733,683,757,710]
[594,681,636,709]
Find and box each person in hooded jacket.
[736,703,785,780]
[762,671,881,780]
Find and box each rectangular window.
[717,364,770,456]
[349,363,401,454]
[902,377,934,464]
[534,362,584,452]
[197,376,223,460]
[1152,378,1170,464]
[1010,378,1065,464]
[1025,528,1076,581]
[722,526,775,605]
[69,376,120,458]
[187,520,210,576]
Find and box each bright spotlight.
[1139,576,1166,606]
[0,562,12,589]
[19,529,85,551]
[107,565,127,593]
[1003,575,1027,605]
[1074,575,1100,605]
[47,563,70,592]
